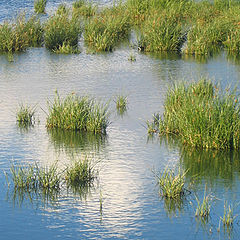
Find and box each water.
[1,1,240,239]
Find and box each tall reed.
[46,91,109,134]
[149,79,240,150]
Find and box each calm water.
[1,1,240,239]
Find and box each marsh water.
[1,1,240,239]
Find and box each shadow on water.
[48,129,108,154]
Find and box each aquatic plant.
[36,163,61,191]
[8,164,37,190]
[195,187,211,220]
[149,79,240,150]
[46,91,109,134]
[220,201,236,227]
[128,53,136,61]
[16,104,36,127]
[157,167,187,199]
[7,162,60,192]
[65,157,95,188]
[73,0,97,18]
[44,9,81,52]
[34,0,47,14]
[84,6,130,52]
[115,94,127,113]
[0,14,43,53]
[138,10,185,52]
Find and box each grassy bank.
[1,0,240,55]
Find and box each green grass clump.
[34,0,47,14]
[0,14,43,53]
[138,10,184,52]
[157,167,187,199]
[44,9,81,52]
[36,163,61,191]
[46,91,109,134]
[220,201,236,227]
[73,0,97,18]
[7,162,60,192]
[65,157,95,188]
[149,79,240,150]
[115,95,127,113]
[16,104,36,127]
[195,188,211,220]
[84,6,130,52]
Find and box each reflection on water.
[48,129,107,154]
[180,147,240,186]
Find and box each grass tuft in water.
[65,157,95,189]
[7,162,60,192]
[34,0,47,14]
[220,201,236,227]
[148,78,240,150]
[0,14,43,53]
[73,0,97,18]
[195,187,211,220]
[115,94,127,114]
[84,6,130,52]
[157,167,187,199]
[46,91,109,134]
[44,9,81,52]
[16,104,36,127]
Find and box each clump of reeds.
[220,201,236,227]
[138,10,184,52]
[34,0,47,14]
[148,78,240,150]
[65,157,95,188]
[16,104,36,127]
[0,14,43,53]
[7,162,60,192]
[46,91,109,134]
[115,94,127,114]
[44,8,81,53]
[157,167,187,199]
[73,0,97,18]
[195,187,211,220]
[84,6,130,52]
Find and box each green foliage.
[0,14,43,53]
[221,201,236,227]
[46,91,109,134]
[44,9,81,52]
[34,0,47,14]
[84,6,130,52]
[157,167,187,199]
[195,188,211,220]
[139,11,183,52]
[7,162,60,192]
[149,79,240,150]
[16,104,36,127]
[65,157,95,187]
[115,94,127,113]
[73,0,97,18]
